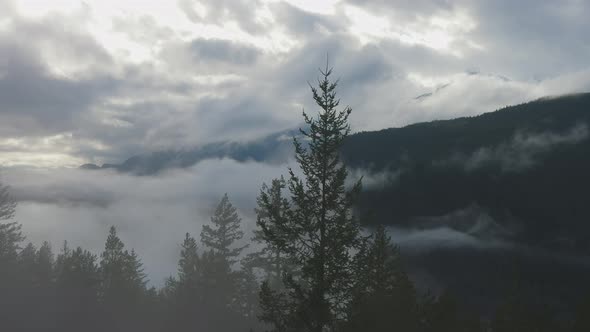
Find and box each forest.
[1,67,590,332]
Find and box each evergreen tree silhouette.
[257,62,363,332]
[346,225,418,332]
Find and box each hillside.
[85,93,590,252]
[80,93,590,313]
[342,93,590,251]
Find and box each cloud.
[441,123,589,171]
[348,168,401,190]
[2,159,291,284]
[188,38,261,65]
[178,0,266,34]
[1,0,590,170]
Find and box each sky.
[2,0,590,284]
[1,0,590,167]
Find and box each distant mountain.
[81,130,296,175]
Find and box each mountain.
[342,93,590,251]
[87,94,590,251]
[82,92,590,312]
[81,130,296,175]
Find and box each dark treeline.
[1,65,589,332]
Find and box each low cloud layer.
[442,123,589,171]
[2,159,289,284]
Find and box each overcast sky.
[1,0,590,167]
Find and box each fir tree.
[201,193,247,264]
[573,295,590,332]
[99,226,147,330]
[177,232,200,288]
[55,244,101,331]
[346,225,418,332]
[199,194,247,319]
[36,241,54,288]
[0,181,21,265]
[0,182,22,327]
[167,233,202,330]
[257,62,363,332]
[253,177,293,288]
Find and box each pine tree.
[199,194,247,316]
[420,291,484,332]
[15,241,57,331]
[55,243,101,331]
[0,181,21,266]
[235,257,261,325]
[253,177,293,288]
[257,62,363,332]
[99,226,147,330]
[0,182,22,328]
[18,242,38,284]
[573,295,590,332]
[259,281,294,332]
[36,241,54,288]
[346,225,418,332]
[201,193,247,264]
[167,233,202,330]
[198,248,245,331]
[177,232,200,288]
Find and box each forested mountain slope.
[342,93,590,251]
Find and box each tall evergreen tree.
[257,63,363,332]
[201,193,247,264]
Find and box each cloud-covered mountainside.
[85,92,590,251]
[75,93,590,310]
[343,93,590,250]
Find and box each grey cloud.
[189,38,260,65]
[443,123,589,171]
[2,0,590,170]
[178,0,265,34]
[112,15,175,44]
[348,168,401,190]
[0,42,117,136]
[3,158,289,284]
[0,11,118,137]
[270,1,346,37]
